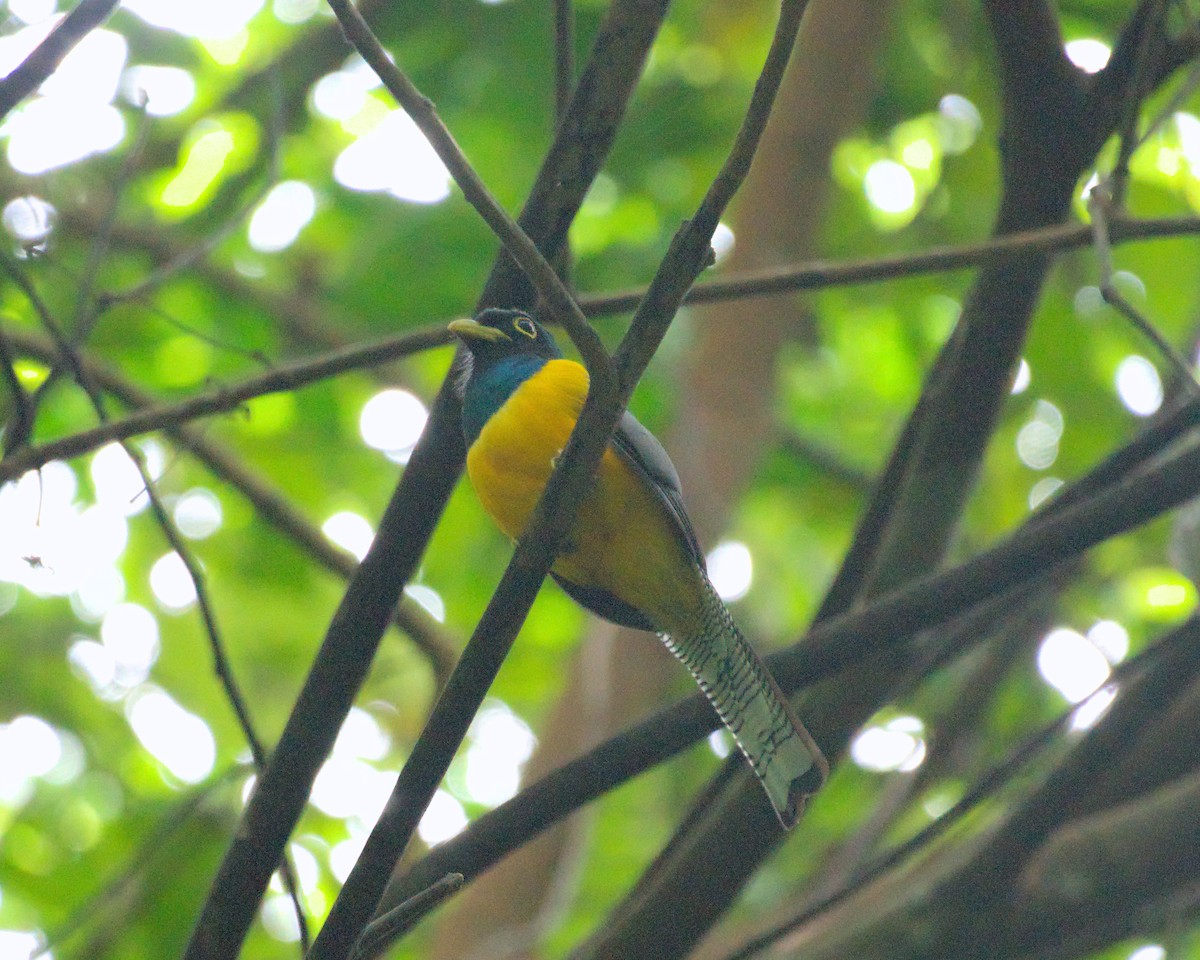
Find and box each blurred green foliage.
[1,0,1200,957]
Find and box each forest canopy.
[2,1,1200,959]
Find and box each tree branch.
[380,385,1200,924]
[309,2,810,956]
[1,324,460,683]
[324,0,606,376]
[181,1,671,956]
[0,0,121,122]
[0,323,451,483]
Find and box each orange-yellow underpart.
[465,358,702,634]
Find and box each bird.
[450,307,827,827]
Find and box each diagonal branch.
[0,323,451,484]
[308,2,811,956]
[180,2,672,957]
[323,0,606,377]
[1,324,460,683]
[0,0,121,122]
[379,386,1200,916]
[1,253,310,949]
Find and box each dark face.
[448,308,563,367]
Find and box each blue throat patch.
[461,354,549,444]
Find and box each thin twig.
[0,323,452,483]
[181,1,670,952]
[1,255,311,950]
[579,213,1200,316]
[324,0,608,379]
[1108,0,1167,203]
[101,68,286,308]
[0,0,121,122]
[1,324,461,684]
[1087,184,1199,394]
[309,3,810,958]
[127,446,311,954]
[11,210,1200,482]
[553,0,575,125]
[0,320,34,453]
[17,104,153,437]
[351,874,464,960]
[378,387,1200,914]
[723,620,1192,960]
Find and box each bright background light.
[1,26,127,175]
[122,0,264,38]
[122,64,197,116]
[464,702,537,807]
[851,716,926,773]
[863,159,916,215]
[125,686,216,783]
[1036,627,1111,703]
[2,195,56,243]
[248,180,317,252]
[1115,355,1163,417]
[1015,399,1064,470]
[1065,38,1111,74]
[334,110,451,204]
[706,541,753,602]
[323,511,375,561]
[359,388,429,462]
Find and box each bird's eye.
[514,317,538,339]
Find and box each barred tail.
[660,576,827,828]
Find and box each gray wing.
[549,409,705,631]
[610,410,706,570]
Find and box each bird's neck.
[461,355,549,444]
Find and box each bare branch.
[0,253,312,949]
[310,3,811,957]
[0,324,460,683]
[553,0,575,125]
[324,0,607,378]
[0,323,451,483]
[352,874,464,960]
[181,1,671,956]
[0,0,121,122]
[582,213,1200,315]
[0,321,34,453]
[1088,185,1198,394]
[380,386,1200,918]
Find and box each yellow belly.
[465,359,700,633]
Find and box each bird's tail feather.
[661,575,827,828]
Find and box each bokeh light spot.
[174,488,223,539]
[125,686,215,783]
[122,64,196,116]
[863,159,916,214]
[1065,38,1111,74]
[706,541,752,602]
[359,388,428,463]
[1115,355,1162,417]
[334,110,451,204]
[248,180,316,252]
[149,552,198,611]
[417,789,468,846]
[464,703,536,806]
[1037,627,1110,703]
[851,716,926,772]
[2,195,56,244]
[323,511,374,561]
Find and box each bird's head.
[448,308,563,368]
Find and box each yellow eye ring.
[514,317,538,339]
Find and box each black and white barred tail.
[660,574,827,828]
